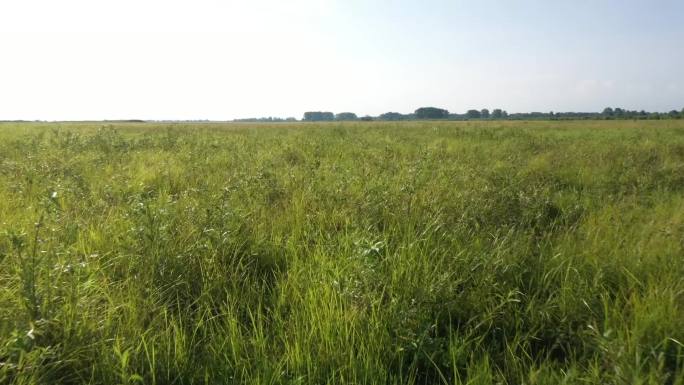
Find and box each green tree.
[335,112,358,121]
[415,107,449,119]
[379,112,405,121]
[491,109,503,119]
[481,109,490,119]
[303,111,334,121]
[466,109,481,119]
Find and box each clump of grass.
[0,120,683,384]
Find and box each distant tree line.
[233,117,297,122]
[231,107,684,122]
[303,111,335,121]
[415,107,449,119]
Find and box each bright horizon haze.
[1,0,683,121]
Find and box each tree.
[602,107,614,117]
[335,112,358,121]
[480,109,490,119]
[415,107,449,119]
[491,109,503,119]
[379,112,405,121]
[466,109,481,119]
[303,111,334,121]
[360,116,374,121]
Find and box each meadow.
[0,120,683,384]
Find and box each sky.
[1,0,683,120]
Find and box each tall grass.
[0,120,683,384]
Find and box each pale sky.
[1,0,682,120]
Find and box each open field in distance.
[1,120,683,384]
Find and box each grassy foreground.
[1,120,683,384]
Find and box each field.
[1,120,683,384]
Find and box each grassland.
[0,120,683,384]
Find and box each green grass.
[1,120,683,384]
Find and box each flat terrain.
[1,120,683,384]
